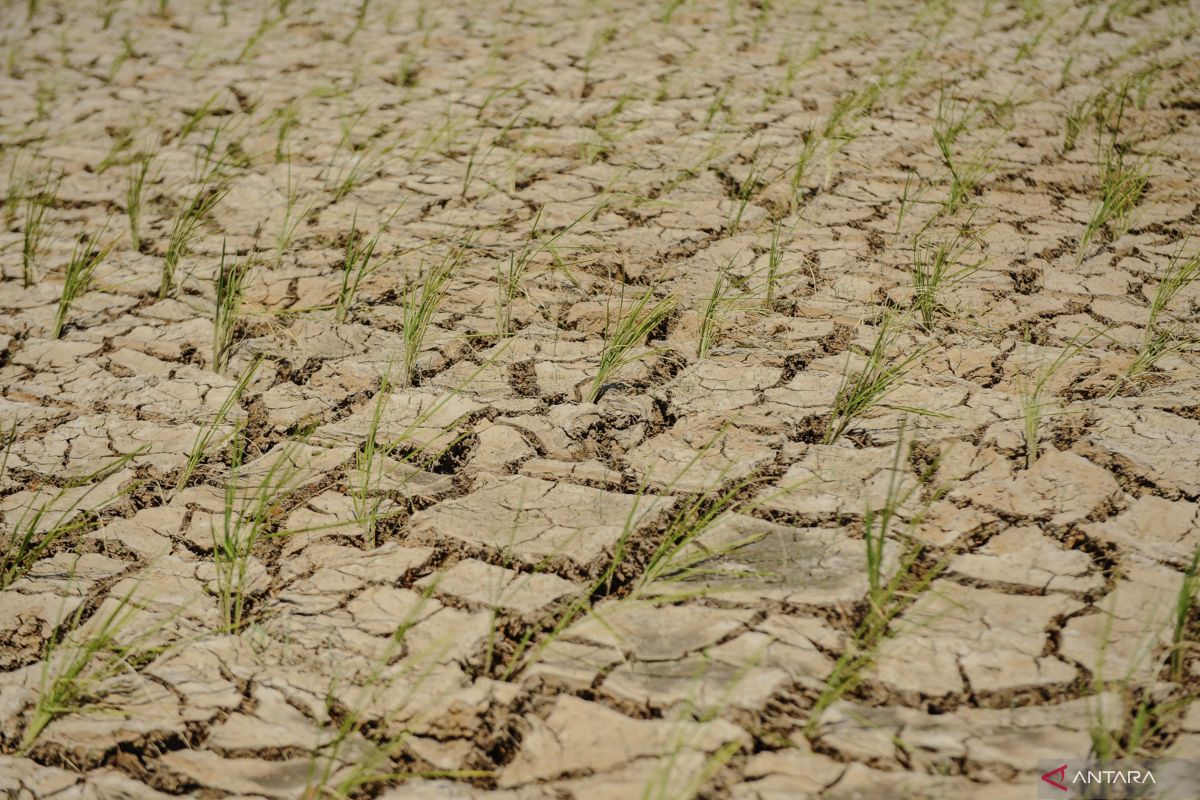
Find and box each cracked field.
[2,0,1200,798]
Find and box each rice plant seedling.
[824,314,932,445]
[909,222,988,332]
[806,427,943,732]
[1170,547,1200,681]
[400,243,463,388]
[161,175,227,299]
[633,470,774,597]
[21,585,164,751]
[1145,240,1199,333]
[1107,328,1189,399]
[461,111,521,199]
[932,90,977,151]
[302,582,489,798]
[929,91,993,215]
[1077,88,1151,261]
[660,0,687,24]
[493,204,592,336]
[212,241,252,373]
[495,207,544,337]
[790,82,880,200]
[1,421,15,481]
[177,91,221,143]
[336,208,397,323]
[936,142,993,216]
[175,357,261,494]
[352,368,393,547]
[273,101,301,163]
[52,223,116,339]
[1076,147,1151,261]
[1109,243,1200,397]
[585,288,676,403]
[764,220,787,310]
[107,29,137,81]
[94,126,134,174]
[328,142,397,202]
[274,160,316,267]
[1063,94,1098,152]
[580,25,617,96]
[193,115,253,181]
[345,0,372,43]
[727,146,777,234]
[1019,334,1088,468]
[1,449,142,591]
[697,256,756,359]
[22,169,61,288]
[4,154,31,225]
[211,433,302,632]
[497,488,650,681]
[238,8,281,63]
[894,171,929,235]
[125,151,155,252]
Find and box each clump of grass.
[495,208,544,338]
[1108,243,1200,397]
[764,221,786,310]
[1063,94,1098,153]
[1146,241,1199,333]
[125,152,155,252]
[275,159,315,266]
[4,154,32,226]
[824,314,931,445]
[934,137,992,216]
[212,434,302,632]
[727,146,777,233]
[806,426,943,731]
[1170,547,1200,681]
[462,112,521,200]
[1020,334,1089,468]
[212,241,252,373]
[273,101,301,163]
[495,205,591,337]
[328,142,397,202]
[697,255,767,359]
[52,223,115,339]
[400,244,463,388]
[1077,89,1151,262]
[21,586,164,751]
[161,176,227,299]
[930,91,993,215]
[303,584,488,797]
[586,288,676,403]
[1,449,142,591]
[336,209,396,323]
[1109,329,1189,399]
[790,80,881,201]
[22,169,61,287]
[175,357,261,495]
[177,91,221,144]
[909,222,988,332]
[352,369,393,547]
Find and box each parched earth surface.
[2,1,1199,798]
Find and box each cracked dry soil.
[2,0,1200,798]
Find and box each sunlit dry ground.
[1,0,1199,797]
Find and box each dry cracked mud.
[1,0,1199,798]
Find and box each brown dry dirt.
[2,0,1200,798]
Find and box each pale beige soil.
[1,0,1199,798]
